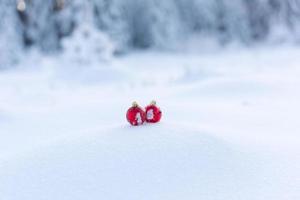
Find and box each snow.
[0,46,300,199]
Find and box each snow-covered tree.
[1,0,300,68]
[61,0,115,63]
[123,0,182,49]
[0,0,22,68]
[16,0,75,51]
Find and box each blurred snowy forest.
[1,0,300,68]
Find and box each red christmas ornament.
[126,101,146,126]
[145,100,162,123]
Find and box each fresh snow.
[0,46,300,199]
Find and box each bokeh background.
[1,0,300,67]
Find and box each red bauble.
[145,101,162,123]
[126,102,146,126]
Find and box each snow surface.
[0,46,300,199]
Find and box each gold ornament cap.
[150,100,157,105]
[132,101,139,107]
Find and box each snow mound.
[0,123,263,200]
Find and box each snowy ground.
[0,46,300,199]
